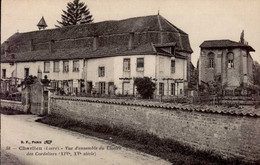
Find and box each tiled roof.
[200,40,255,52]
[1,43,154,63]
[1,15,193,56]
[1,43,185,63]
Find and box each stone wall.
[1,99,24,111]
[49,96,260,162]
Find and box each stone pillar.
[47,89,55,115]
[23,87,30,113]
[40,87,45,115]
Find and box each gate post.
[23,86,30,113]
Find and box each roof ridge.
[11,15,160,36]
[159,15,187,35]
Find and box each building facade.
[198,39,255,90]
[1,14,193,97]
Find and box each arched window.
[208,52,214,68]
[227,52,234,68]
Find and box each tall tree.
[56,0,93,27]
[253,61,260,85]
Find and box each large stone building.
[198,38,255,91]
[1,14,193,96]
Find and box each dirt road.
[1,114,171,165]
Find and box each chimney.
[128,32,134,50]
[49,40,55,53]
[29,39,34,51]
[4,41,9,57]
[93,35,99,51]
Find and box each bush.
[134,77,156,99]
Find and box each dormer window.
[227,52,234,68]
[170,46,175,55]
[11,54,15,59]
[171,60,175,73]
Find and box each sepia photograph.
[1,0,260,164]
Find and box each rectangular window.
[73,60,79,72]
[137,58,144,71]
[123,58,131,71]
[44,61,50,73]
[209,58,214,68]
[24,68,29,78]
[2,69,6,79]
[228,60,234,68]
[53,61,59,72]
[99,82,106,94]
[171,60,175,73]
[159,83,164,96]
[63,61,69,72]
[227,53,234,68]
[171,83,175,95]
[98,67,105,77]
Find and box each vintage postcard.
[1,0,260,164]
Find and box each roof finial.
[240,30,245,44]
[158,9,160,15]
[37,16,48,30]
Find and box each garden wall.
[1,99,24,111]
[49,96,260,162]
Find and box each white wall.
[85,54,187,96]
[1,59,84,81]
[1,54,187,96]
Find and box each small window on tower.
[208,52,215,68]
[227,52,234,68]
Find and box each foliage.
[134,77,156,99]
[56,0,93,27]
[21,75,37,86]
[253,61,260,85]
[189,62,198,88]
[41,75,50,85]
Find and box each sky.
[1,0,260,65]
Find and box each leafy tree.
[134,77,156,99]
[253,61,260,85]
[56,0,93,27]
[20,75,37,87]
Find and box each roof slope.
[1,15,192,62]
[200,40,255,51]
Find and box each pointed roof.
[37,16,47,28]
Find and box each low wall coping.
[1,99,22,104]
[51,96,260,118]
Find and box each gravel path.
[1,114,170,165]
